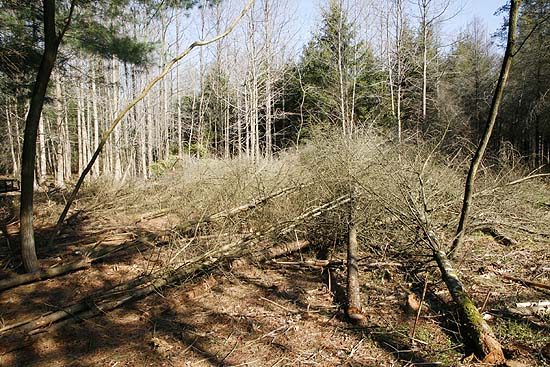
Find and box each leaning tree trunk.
[434,250,505,364]
[450,0,522,257]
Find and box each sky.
[293,0,508,49]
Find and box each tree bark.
[346,209,364,323]
[19,0,64,273]
[450,0,522,257]
[434,250,505,364]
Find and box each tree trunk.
[19,0,62,273]
[54,71,65,188]
[5,99,19,175]
[346,205,364,324]
[91,60,100,176]
[434,250,505,364]
[450,0,522,257]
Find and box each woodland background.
[1,0,548,184]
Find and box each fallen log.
[1,186,306,293]
[0,235,154,293]
[498,273,550,291]
[434,250,505,364]
[271,259,344,268]
[272,259,402,268]
[177,183,308,232]
[0,259,91,292]
[0,195,350,354]
[245,239,311,264]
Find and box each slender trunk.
[176,14,183,159]
[337,5,347,136]
[237,87,243,158]
[14,101,23,169]
[54,72,65,188]
[146,94,153,177]
[38,115,47,183]
[188,92,196,157]
[63,89,71,180]
[20,0,62,273]
[346,201,364,323]
[91,61,100,176]
[386,13,395,118]
[112,57,122,180]
[264,0,272,158]
[449,0,522,257]
[421,0,427,125]
[5,100,19,175]
[77,80,83,174]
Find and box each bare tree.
[450,0,523,257]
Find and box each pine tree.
[298,0,382,137]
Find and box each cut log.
[246,239,311,263]
[434,250,505,364]
[346,211,365,324]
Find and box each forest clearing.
[0,137,549,366]
[1,0,549,366]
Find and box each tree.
[10,0,195,273]
[19,0,76,273]
[450,0,523,258]
[415,0,453,125]
[441,19,499,142]
[499,0,550,166]
[297,0,381,137]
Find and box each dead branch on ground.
[497,273,550,291]
[0,195,350,354]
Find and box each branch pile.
[0,194,349,354]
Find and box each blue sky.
[451,0,507,35]
[293,0,508,46]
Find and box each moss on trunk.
[435,250,505,364]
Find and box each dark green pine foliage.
[199,65,235,156]
[0,1,45,94]
[442,20,499,141]
[0,0,203,93]
[498,0,549,165]
[278,0,383,141]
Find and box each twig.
[498,272,550,291]
[411,274,429,343]
[259,297,296,314]
[480,292,491,313]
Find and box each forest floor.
[0,163,549,367]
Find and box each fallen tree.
[0,194,351,354]
[402,169,505,363]
[1,185,305,293]
[434,249,505,364]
